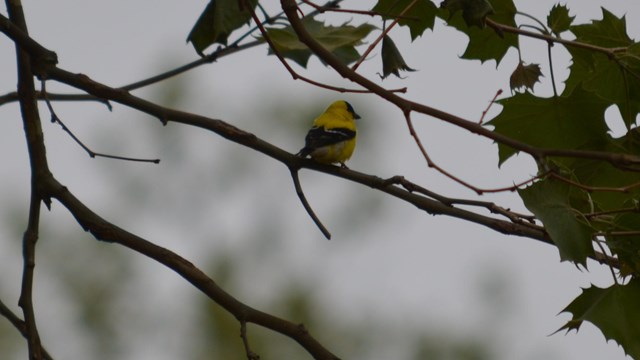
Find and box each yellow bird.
[297,100,361,168]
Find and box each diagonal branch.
[43,174,340,360]
[39,65,620,267]
[1,6,620,263]
[484,18,628,56]
[41,65,553,242]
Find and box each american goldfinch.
[297,100,361,168]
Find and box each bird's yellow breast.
[309,136,357,164]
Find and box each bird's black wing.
[297,126,356,156]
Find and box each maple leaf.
[187,0,258,55]
[372,0,437,40]
[509,62,542,92]
[558,281,640,359]
[380,35,416,79]
[547,4,574,36]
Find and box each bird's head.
[328,100,361,120]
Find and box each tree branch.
[0,14,623,267]
[6,1,50,359]
[290,167,332,239]
[0,298,54,360]
[34,63,618,266]
[43,174,340,360]
[41,65,558,244]
[484,18,628,56]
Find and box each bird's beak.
[354,112,361,120]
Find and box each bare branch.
[0,298,55,360]
[479,89,503,125]
[0,10,57,67]
[6,1,48,358]
[40,80,160,163]
[290,167,332,239]
[41,65,557,244]
[240,321,261,360]
[44,174,341,360]
[484,18,628,56]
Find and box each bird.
[297,100,361,168]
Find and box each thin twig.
[403,110,481,193]
[0,90,112,108]
[351,0,419,72]
[585,206,640,219]
[595,230,640,237]
[290,167,332,239]
[478,89,502,124]
[0,298,55,360]
[485,17,628,55]
[301,0,420,21]
[41,79,160,164]
[549,172,640,193]
[546,42,558,97]
[383,175,541,227]
[404,110,544,194]
[240,321,260,360]
[592,236,619,285]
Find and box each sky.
[1,1,639,359]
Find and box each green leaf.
[509,62,542,92]
[564,9,640,127]
[547,4,574,36]
[488,87,609,165]
[578,44,640,129]
[187,0,258,55]
[438,0,518,64]
[558,280,640,359]
[265,18,376,67]
[570,8,633,48]
[519,180,594,265]
[380,35,416,79]
[440,0,494,28]
[372,0,437,40]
